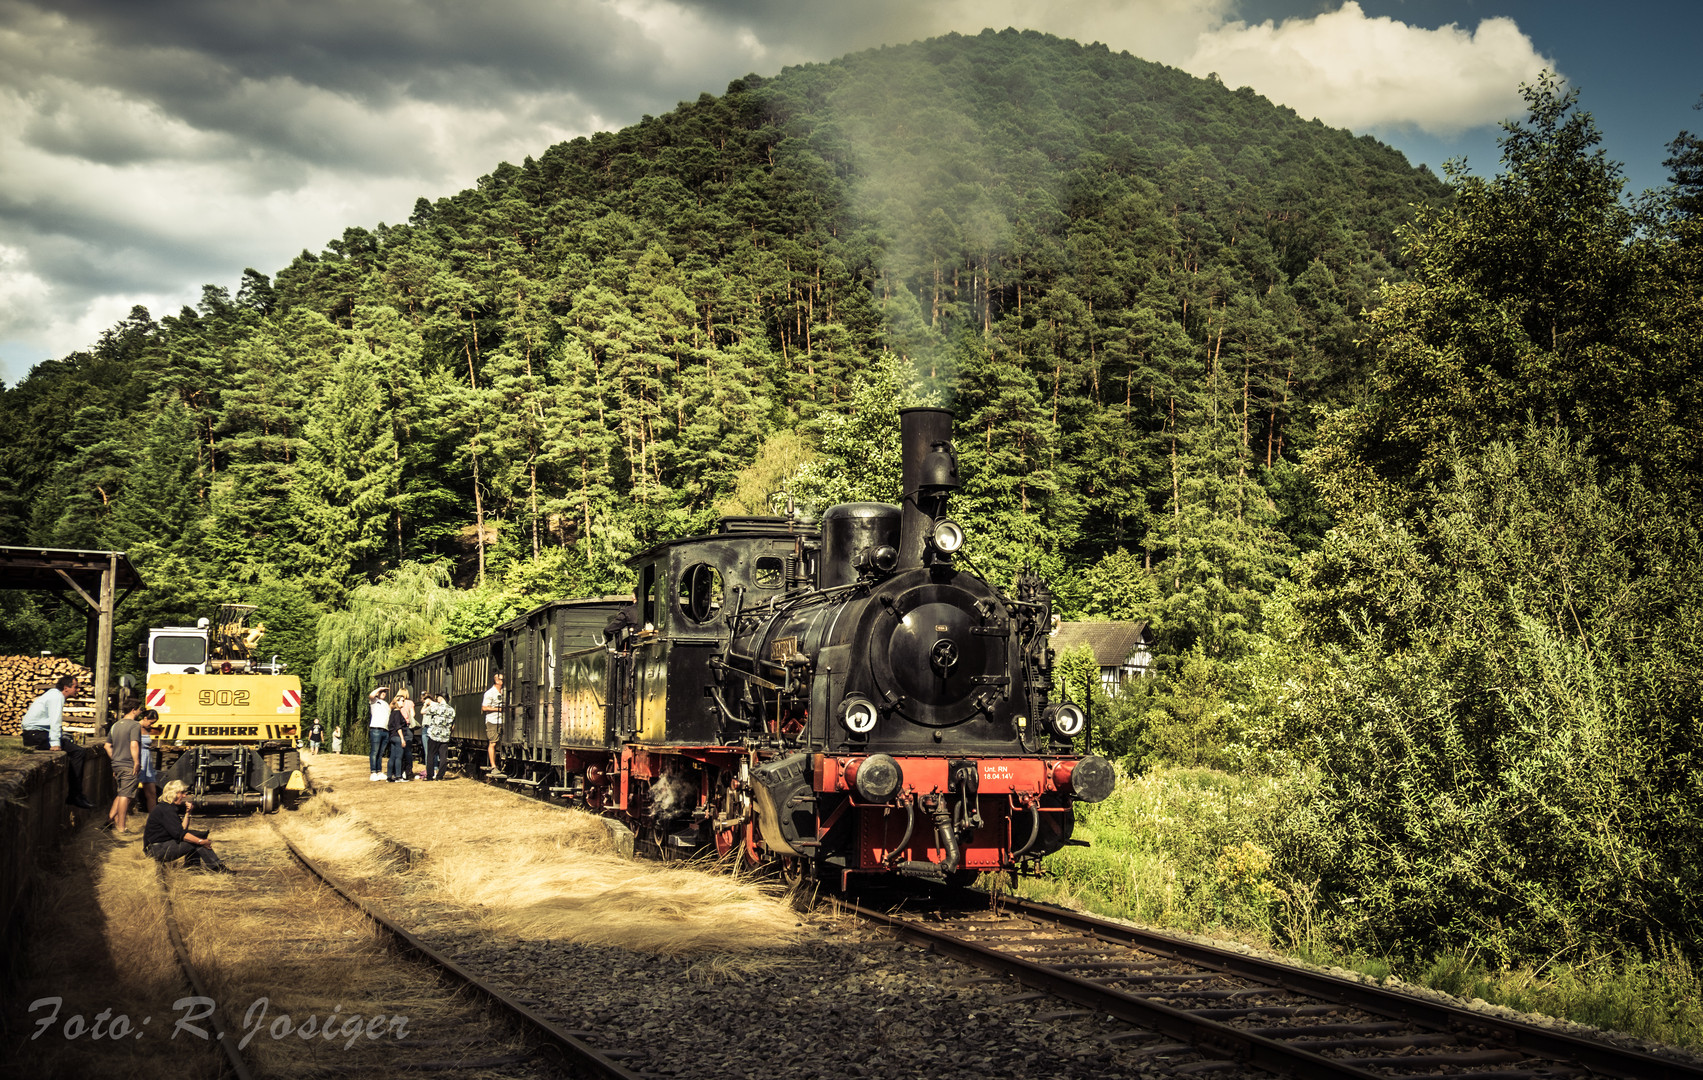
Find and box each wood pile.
[0,656,95,736]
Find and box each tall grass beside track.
[298,768,807,965]
[1013,767,1703,1050]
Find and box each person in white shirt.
[22,675,94,809]
[367,686,391,781]
[482,673,503,776]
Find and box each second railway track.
[270,820,647,1080]
[149,802,644,1080]
[846,891,1703,1080]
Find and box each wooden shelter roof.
[0,546,145,599]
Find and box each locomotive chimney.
[897,407,959,571]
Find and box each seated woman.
[144,780,228,871]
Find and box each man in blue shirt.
[21,675,95,809]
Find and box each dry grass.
[428,845,804,956]
[167,812,523,1076]
[309,750,807,958]
[1,829,221,1080]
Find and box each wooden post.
[92,553,115,735]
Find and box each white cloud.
[1181,1,1552,135]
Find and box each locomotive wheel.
[714,824,739,859]
[261,786,279,814]
[743,820,762,867]
[779,856,813,889]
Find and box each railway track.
[156,860,258,1080]
[845,892,1703,1080]
[267,821,649,1080]
[453,765,1703,1079]
[148,802,647,1080]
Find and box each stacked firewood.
[0,656,95,736]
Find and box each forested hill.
[0,28,1448,666]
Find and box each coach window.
[678,563,723,623]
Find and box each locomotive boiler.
[379,408,1114,885]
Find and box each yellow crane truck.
[142,604,306,812]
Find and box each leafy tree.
[1282,77,1703,964]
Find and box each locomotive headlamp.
[853,545,898,574]
[929,518,966,554]
[840,695,879,735]
[1044,702,1087,738]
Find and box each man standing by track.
[368,685,391,781]
[21,675,94,809]
[103,703,144,835]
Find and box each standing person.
[386,696,411,782]
[396,690,418,779]
[331,726,343,755]
[21,675,94,809]
[482,672,504,777]
[144,780,227,871]
[422,693,454,781]
[367,686,390,781]
[137,709,161,813]
[308,718,323,756]
[103,703,144,835]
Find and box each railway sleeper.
[1246,1022,1410,1038]
[1339,1048,1530,1069]
[1282,1033,1459,1051]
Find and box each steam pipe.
[929,796,963,874]
[1010,802,1042,858]
[884,795,918,866]
[892,797,963,878]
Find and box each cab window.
[153,635,208,667]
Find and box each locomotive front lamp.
[840,695,880,735]
[1044,702,1087,738]
[929,518,966,554]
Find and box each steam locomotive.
[378,408,1115,885]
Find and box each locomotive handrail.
[709,657,783,692]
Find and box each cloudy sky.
[2,0,1697,385]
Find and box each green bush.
[1272,431,1703,965]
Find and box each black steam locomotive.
[378,408,1114,885]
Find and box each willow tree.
[311,561,460,755]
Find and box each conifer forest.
[3,31,1700,983]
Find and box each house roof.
[1051,621,1151,667]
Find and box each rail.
[269,821,648,1080]
[844,893,1703,1080]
